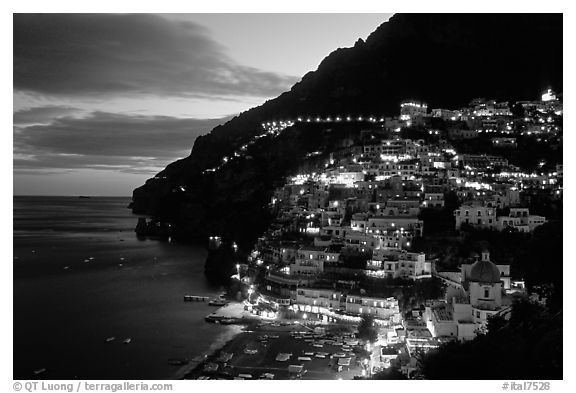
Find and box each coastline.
[179,320,367,380]
[172,302,261,380]
[172,324,245,380]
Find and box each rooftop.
[299,245,327,252]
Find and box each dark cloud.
[13,105,82,125]
[13,14,298,99]
[14,110,230,174]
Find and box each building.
[459,154,509,169]
[461,253,511,290]
[400,101,428,121]
[497,208,546,232]
[293,288,401,321]
[367,248,432,279]
[542,88,557,102]
[345,295,401,319]
[454,204,497,230]
[431,108,461,121]
[448,129,478,140]
[425,250,509,341]
[422,191,444,208]
[291,245,339,276]
[295,287,343,311]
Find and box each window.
[484,288,490,298]
[476,311,480,318]
[477,211,482,216]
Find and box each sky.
[13,13,392,196]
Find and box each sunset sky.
[13,13,392,196]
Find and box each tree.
[357,315,379,343]
[419,299,562,379]
[372,368,407,380]
[511,102,525,118]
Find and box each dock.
[184,295,210,302]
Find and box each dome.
[469,259,501,283]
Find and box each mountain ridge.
[131,13,562,245]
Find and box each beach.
[185,320,368,380]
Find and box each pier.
[184,295,210,302]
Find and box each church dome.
[469,259,501,283]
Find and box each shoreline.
[171,324,246,380]
[172,302,262,380]
[175,321,263,380]
[181,320,367,380]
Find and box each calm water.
[13,196,235,380]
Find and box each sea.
[13,196,239,380]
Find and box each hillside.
[131,13,562,247]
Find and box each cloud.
[14,110,230,175]
[13,105,83,125]
[13,14,299,99]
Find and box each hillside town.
[196,89,562,379]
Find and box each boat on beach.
[208,298,228,306]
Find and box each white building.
[367,248,432,279]
[345,295,401,319]
[291,246,339,276]
[497,208,546,232]
[426,251,508,341]
[400,101,428,121]
[454,204,497,230]
[294,288,401,322]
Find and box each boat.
[202,362,219,373]
[219,318,237,325]
[105,337,115,343]
[168,358,189,366]
[205,315,224,323]
[33,368,46,375]
[123,338,132,344]
[208,298,228,306]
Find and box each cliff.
[131,13,562,247]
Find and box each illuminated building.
[542,88,557,102]
[425,250,510,341]
[496,208,546,232]
[400,101,428,121]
